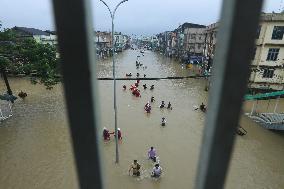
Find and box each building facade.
[203,14,284,91]
[203,22,218,59]
[249,13,284,91]
[183,24,206,56]
[12,27,57,46]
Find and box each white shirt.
[152,166,162,175]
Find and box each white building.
[13,27,57,46]
[204,13,284,91]
[249,13,284,91]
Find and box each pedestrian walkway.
[246,113,284,130]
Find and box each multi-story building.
[94,31,112,58]
[204,13,284,91]
[203,22,218,59]
[156,31,172,55]
[181,23,206,56]
[249,13,284,91]
[114,32,128,51]
[12,27,57,46]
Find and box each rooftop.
[13,27,49,36]
[261,13,284,21]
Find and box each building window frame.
[271,26,284,40]
[262,68,274,78]
[266,48,280,61]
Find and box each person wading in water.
[129,160,141,176]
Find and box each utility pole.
[99,0,129,164]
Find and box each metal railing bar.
[195,0,263,189]
[52,0,103,188]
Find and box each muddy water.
[0,50,283,189]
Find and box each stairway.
[248,113,284,130]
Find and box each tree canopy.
[0,24,60,89]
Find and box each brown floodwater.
[0,50,283,189]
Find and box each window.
[191,34,196,39]
[266,48,279,61]
[256,25,261,39]
[262,69,274,78]
[271,26,284,40]
[198,44,201,49]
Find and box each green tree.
[0,23,60,90]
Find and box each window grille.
[266,48,280,61]
[263,68,274,78]
[50,0,264,188]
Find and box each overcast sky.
[0,0,283,36]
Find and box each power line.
[97,75,209,80]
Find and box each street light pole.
[99,0,129,163]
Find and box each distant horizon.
[0,0,283,36]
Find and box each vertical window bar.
[195,0,263,189]
[52,0,103,189]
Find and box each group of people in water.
[102,50,211,182]
[194,102,207,112]
[125,72,147,78]
[103,127,122,141]
[142,84,154,90]
[123,79,156,98]
[159,101,172,110]
[129,146,162,178]
[144,99,171,126]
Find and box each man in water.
[129,160,141,176]
[151,164,162,178]
[148,147,157,162]
[167,102,172,110]
[143,84,147,89]
[110,128,122,140]
[123,85,126,90]
[150,85,154,90]
[151,96,155,103]
[103,127,110,140]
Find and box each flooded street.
[0,50,284,189]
